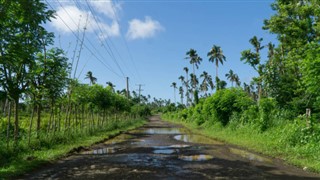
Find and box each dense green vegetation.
[0,1,154,177]
[165,0,320,172]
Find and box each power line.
[84,0,126,77]
[46,0,124,78]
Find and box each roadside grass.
[162,115,320,174]
[0,118,146,179]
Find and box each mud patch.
[174,134,223,145]
[229,148,272,163]
[104,134,133,145]
[179,154,214,161]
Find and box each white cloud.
[50,4,120,38]
[88,0,122,20]
[126,16,164,40]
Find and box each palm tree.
[106,81,115,92]
[170,82,177,104]
[208,45,226,79]
[235,74,241,87]
[249,36,264,54]
[215,77,227,90]
[183,67,190,106]
[200,71,214,95]
[178,86,184,104]
[85,71,97,85]
[225,69,237,87]
[185,49,202,75]
[190,74,198,90]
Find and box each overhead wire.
[45,0,124,78]
[112,0,143,83]
[83,0,127,78]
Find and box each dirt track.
[20,115,320,179]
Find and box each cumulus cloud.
[50,1,121,39]
[126,16,164,40]
[88,0,122,20]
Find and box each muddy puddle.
[153,149,176,154]
[179,154,214,161]
[229,148,272,163]
[104,134,134,145]
[130,128,184,134]
[174,134,223,145]
[82,147,117,155]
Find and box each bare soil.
[19,115,320,179]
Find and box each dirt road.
[21,115,319,179]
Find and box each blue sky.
[45,0,276,102]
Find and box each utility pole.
[126,77,129,98]
[136,84,145,103]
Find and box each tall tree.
[241,36,264,102]
[85,71,97,85]
[170,82,177,104]
[178,86,184,105]
[225,69,240,87]
[208,45,226,79]
[200,71,214,95]
[185,49,202,75]
[30,48,69,136]
[183,67,191,106]
[0,0,54,144]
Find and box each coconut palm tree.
[249,36,264,54]
[200,71,214,95]
[178,86,184,104]
[208,45,226,79]
[183,67,190,106]
[190,74,198,90]
[106,81,115,92]
[85,71,97,85]
[225,69,237,87]
[170,82,177,104]
[185,49,202,75]
[235,74,241,87]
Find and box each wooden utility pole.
[126,77,129,98]
[136,84,145,103]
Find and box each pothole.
[178,154,214,161]
[169,144,190,148]
[130,128,183,134]
[174,135,223,145]
[153,149,176,154]
[82,147,117,155]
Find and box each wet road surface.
[21,115,320,179]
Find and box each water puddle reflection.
[169,144,190,148]
[83,147,116,155]
[153,149,176,154]
[174,135,223,145]
[179,154,213,161]
[131,128,183,134]
[229,148,272,163]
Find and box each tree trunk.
[28,106,35,146]
[13,97,19,146]
[6,102,12,149]
[36,104,42,138]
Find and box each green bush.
[203,88,254,126]
[258,98,277,131]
